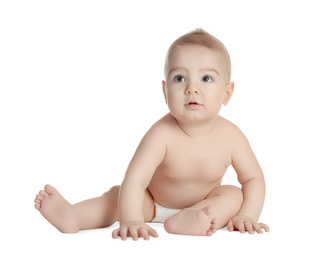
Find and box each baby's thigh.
[207,185,243,200]
[143,189,155,222]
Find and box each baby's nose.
[185,85,199,94]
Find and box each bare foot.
[34,185,80,233]
[164,206,217,236]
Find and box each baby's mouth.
[185,101,202,109]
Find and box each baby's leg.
[34,185,120,233]
[164,185,243,236]
[34,185,155,233]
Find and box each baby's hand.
[112,221,158,241]
[227,215,269,234]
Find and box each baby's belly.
[148,179,221,209]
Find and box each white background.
[1,0,313,259]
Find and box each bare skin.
[35,184,155,236]
[35,115,269,239]
[35,44,269,240]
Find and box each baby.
[34,29,269,240]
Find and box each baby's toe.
[210,223,218,233]
[44,184,57,195]
[39,190,48,196]
[34,194,43,209]
[34,203,41,210]
[36,194,44,201]
[205,230,214,236]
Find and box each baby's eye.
[202,75,213,83]
[174,75,186,83]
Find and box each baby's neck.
[174,116,219,139]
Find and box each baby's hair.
[164,28,231,83]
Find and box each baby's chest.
[161,142,232,182]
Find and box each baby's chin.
[171,112,215,126]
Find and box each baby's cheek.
[166,100,182,118]
[167,102,179,114]
[166,95,179,108]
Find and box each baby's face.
[163,45,233,125]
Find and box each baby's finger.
[120,226,128,240]
[112,228,120,239]
[129,226,139,241]
[148,227,159,238]
[244,220,254,234]
[252,222,263,234]
[235,221,245,233]
[139,227,150,240]
[259,223,270,232]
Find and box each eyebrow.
[168,67,188,75]
[168,67,220,76]
[199,68,220,75]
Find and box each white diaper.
[151,201,181,223]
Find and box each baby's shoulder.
[217,116,247,140]
[150,113,177,133]
[144,113,176,140]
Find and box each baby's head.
[164,29,231,84]
[162,29,234,124]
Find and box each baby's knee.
[103,185,120,196]
[224,185,243,203]
[109,185,120,194]
[211,185,243,203]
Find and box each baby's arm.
[228,129,269,234]
[112,123,167,240]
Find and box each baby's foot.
[34,185,80,233]
[164,206,217,236]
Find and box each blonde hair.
[164,28,231,83]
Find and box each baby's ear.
[223,82,234,106]
[162,80,168,104]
